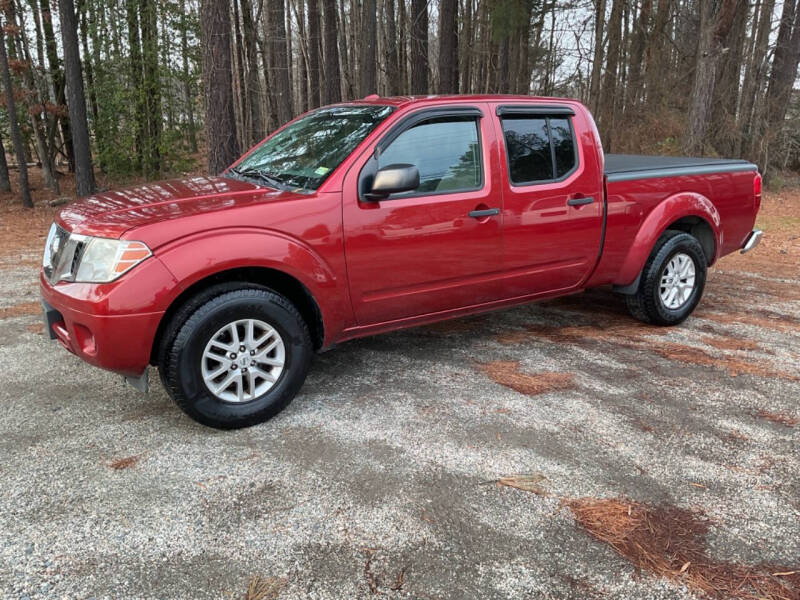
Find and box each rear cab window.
[499,108,578,185]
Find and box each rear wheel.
[625,230,707,325]
[160,288,312,429]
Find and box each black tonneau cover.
[604,154,757,182]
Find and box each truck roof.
[343,94,582,108]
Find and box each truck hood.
[57,175,300,238]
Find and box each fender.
[614,192,721,287]
[154,227,351,345]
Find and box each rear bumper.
[740,229,762,254]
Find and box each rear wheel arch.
[663,216,715,265]
[614,193,721,289]
[150,266,325,366]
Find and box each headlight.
[43,223,151,284]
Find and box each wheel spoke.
[252,365,276,382]
[209,339,234,353]
[246,319,256,347]
[205,363,229,380]
[214,371,238,394]
[253,329,275,347]
[235,375,245,402]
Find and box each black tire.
[625,230,707,326]
[160,288,312,429]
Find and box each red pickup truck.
[40,95,762,428]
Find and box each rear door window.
[501,115,577,185]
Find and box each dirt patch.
[108,455,142,470]
[755,410,799,428]
[0,301,41,319]
[696,309,800,333]
[478,361,576,396]
[25,322,44,334]
[653,342,799,382]
[567,497,800,600]
[701,335,760,352]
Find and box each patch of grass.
[566,497,800,600]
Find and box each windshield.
[228,105,394,191]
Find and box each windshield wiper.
[228,166,287,190]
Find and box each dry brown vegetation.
[755,410,799,428]
[478,361,576,396]
[245,576,287,600]
[653,342,800,382]
[496,474,549,496]
[108,455,142,470]
[0,301,42,319]
[567,497,800,600]
[701,335,760,352]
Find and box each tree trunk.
[0,132,10,192]
[737,0,774,157]
[58,0,96,196]
[597,0,623,149]
[409,0,428,93]
[438,0,458,93]
[644,0,673,110]
[360,0,377,95]
[140,0,162,175]
[41,0,75,172]
[322,0,341,102]
[384,0,399,95]
[12,1,59,192]
[589,0,606,113]
[760,0,800,169]
[625,0,651,114]
[710,0,747,155]
[126,0,145,171]
[308,0,322,105]
[267,0,293,122]
[683,0,738,155]
[179,0,198,152]
[242,0,264,140]
[201,0,240,173]
[0,31,29,206]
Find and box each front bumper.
[38,257,176,377]
[740,229,762,254]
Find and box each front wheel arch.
[150,266,325,367]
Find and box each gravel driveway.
[1,200,798,599]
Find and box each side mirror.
[364,164,419,200]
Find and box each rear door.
[493,104,604,296]
[342,105,506,325]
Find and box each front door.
[342,106,505,325]
[494,105,604,297]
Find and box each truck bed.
[604,154,756,182]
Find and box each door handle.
[567,196,595,206]
[469,207,500,218]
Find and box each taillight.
[753,173,762,212]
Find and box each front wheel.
[625,230,707,325]
[160,288,312,429]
